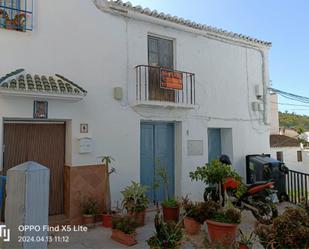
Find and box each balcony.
[0,0,33,31]
[134,65,196,109]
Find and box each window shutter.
[148,37,159,66]
[297,151,303,162]
[159,38,173,68]
[276,151,283,162]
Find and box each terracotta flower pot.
[162,205,180,222]
[239,244,250,249]
[83,214,95,227]
[111,229,137,246]
[128,210,146,226]
[206,220,238,247]
[102,213,113,228]
[184,217,201,235]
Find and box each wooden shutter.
[148,36,175,102]
[148,36,173,68]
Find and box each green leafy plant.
[235,183,247,199]
[182,197,218,224]
[189,160,241,207]
[161,198,179,208]
[121,181,149,213]
[155,164,179,208]
[146,212,183,249]
[237,229,256,248]
[80,197,98,215]
[111,215,137,234]
[211,207,241,224]
[190,160,243,224]
[255,207,309,249]
[156,166,169,201]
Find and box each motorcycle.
[204,177,278,224]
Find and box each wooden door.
[140,122,175,204]
[148,36,175,102]
[3,123,65,215]
[208,128,222,162]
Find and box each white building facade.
[0,0,271,223]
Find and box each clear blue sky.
[130,0,309,116]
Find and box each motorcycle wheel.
[203,187,219,202]
[252,201,278,225]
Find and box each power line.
[271,101,309,108]
[270,87,309,104]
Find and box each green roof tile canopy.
[0,69,87,98]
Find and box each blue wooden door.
[208,128,222,162]
[140,123,174,204]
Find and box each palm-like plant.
[101,155,115,212]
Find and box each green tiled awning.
[0,69,87,100]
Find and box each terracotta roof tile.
[108,0,271,47]
[270,134,301,148]
[0,69,87,96]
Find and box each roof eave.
[0,89,86,102]
[101,1,272,48]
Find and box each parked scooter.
[204,155,278,224]
[226,178,278,224]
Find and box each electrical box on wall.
[78,137,93,154]
[114,87,123,100]
[255,85,263,99]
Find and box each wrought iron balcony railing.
[286,169,309,204]
[0,0,33,31]
[135,65,196,106]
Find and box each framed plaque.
[33,101,48,119]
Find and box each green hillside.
[279,112,309,133]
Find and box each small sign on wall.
[80,124,89,133]
[187,140,204,156]
[33,101,48,119]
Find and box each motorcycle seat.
[246,181,269,189]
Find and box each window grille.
[0,0,33,31]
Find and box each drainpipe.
[259,47,270,125]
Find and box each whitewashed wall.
[271,147,309,174]
[0,0,270,202]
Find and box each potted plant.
[80,197,98,227]
[190,159,242,246]
[121,181,148,226]
[111,215,138,246]
[156,167,180,222]
[237,230,255,249]
[182,197,210,235]
[255,207,309,249]
[146,212,183,249]
[101,155,116,227]
[206,207,241,246]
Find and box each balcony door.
[148,35,175,102]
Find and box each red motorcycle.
[204,178,278,224]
